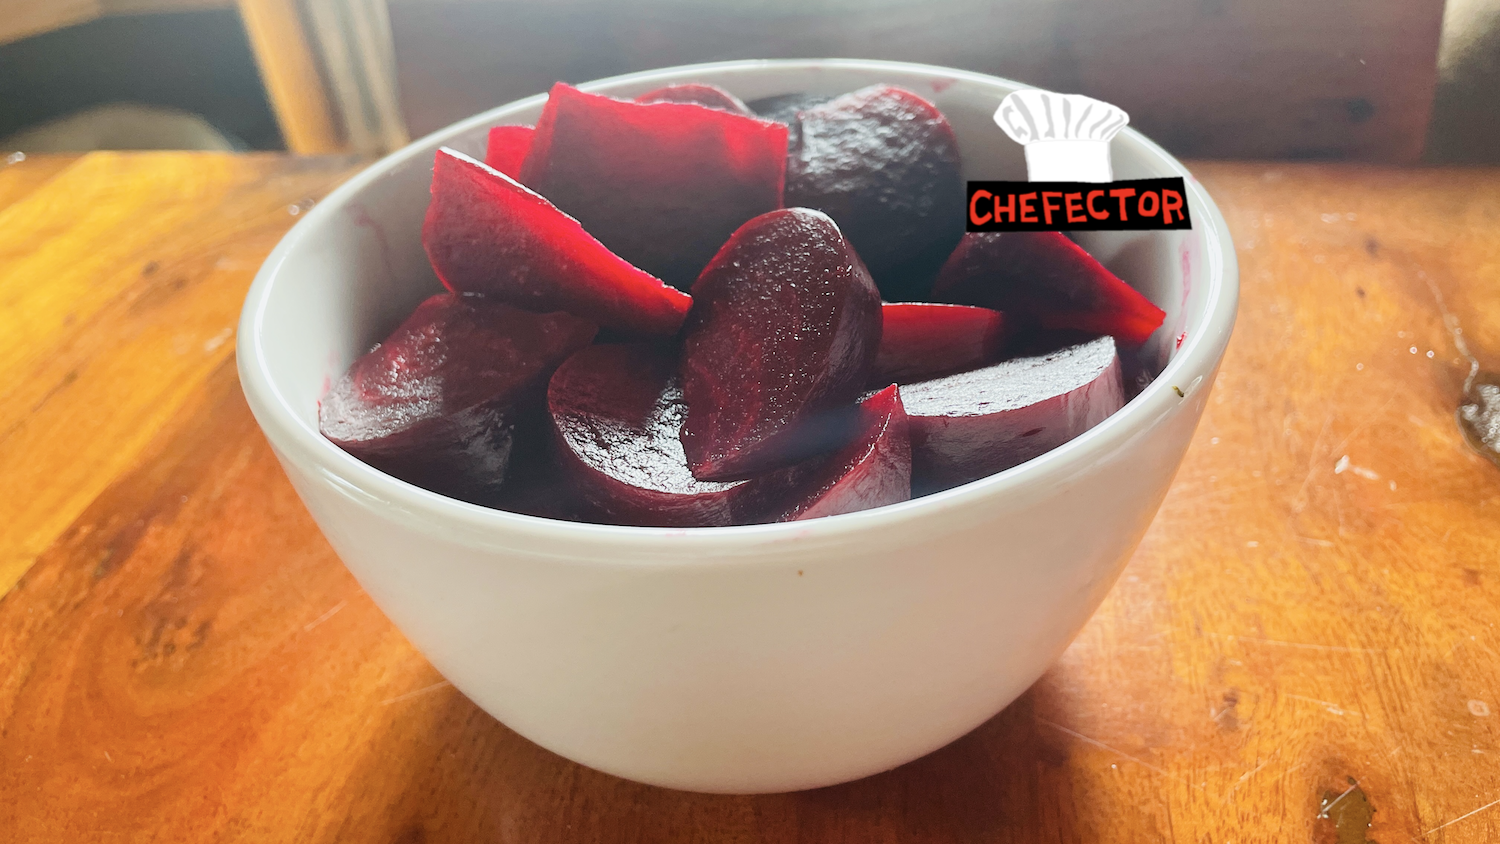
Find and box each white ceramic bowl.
[237,59,1238,793]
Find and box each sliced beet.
[422,148,691,336]
[484,125,534,178]
[634,83,753,116]
[486,404,591,521]
[775,385,911,521]
[680,207,882,480]
[872,303,1007,386]
[549,343,805,527]
[320,293,597,502]
[785,85,963,301]
[931,232,1166,346]
[520,82,788,291]
[901,336,1125,491]
[488,441,588,522]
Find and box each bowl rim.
[237,57,1239,551]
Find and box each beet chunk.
[520,82,788,291]
[872,303,1007,385]
[320,293,597,503]
[484,125,533,178]
[931,232,1166,346]
[785,85,963,301]
[635,83,754,116]
[902,336,1125,491]
[422,148,691,336]
[488,440,588,522]
[549,344,807,527]
[775,385,911,521]
[680,208,882,480]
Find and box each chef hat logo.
[995,91,1129,183]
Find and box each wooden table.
[2,152,1498,843]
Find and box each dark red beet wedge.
[484,125,533,177]
[549,344,806,527]
[785,85,963,301]
[422,148,691,336]
[520,82,788,290]
[320,293,597,503]
[488,440,589,522]
[775,385,911,521]
[486,405,591,522]
[872,303,1007,385]
[901,336,1125,491]
[680,207,882,480]
[635,83,753,116]
[931,232,1166,346]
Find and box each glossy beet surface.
[680,208,882,480]
[785,85,963,301]
[520,83,788,291]
[872,303,1007,385]
[422,148,691,336]
[344,79,1166,524]
[320,293,597,503]
[932,232,1166,346]
[549,344,806,526]
[484,125,533,177]
[901,336,1125,491]
[777,385,911,521]
[635,83,754,116]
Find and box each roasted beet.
[487,444,589,522]
[520,82,788,290]
[356,79,1151,523]
[484,125,534,177]
[902,336,1125,491]
[635,83,754,116]
[320,293,596,503]
[775,385,911,521]
[872,303,1007,385]
[422,148,691,336]
[486,404,591,522]
[931,232,1166,346]
[680,208,882,480]
[678,209,876,482]
[785,85,963,301]
[549,344,806,527]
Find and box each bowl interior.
[246,59,1227,521]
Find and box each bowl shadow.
[346,669,1115,843]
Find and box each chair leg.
[303,0,410,155]
[237,0,345,154]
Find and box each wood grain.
[0,151,359,597]
[3,155,1500,842]
[0,154,78,214]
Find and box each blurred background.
[0,0,1495,162]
